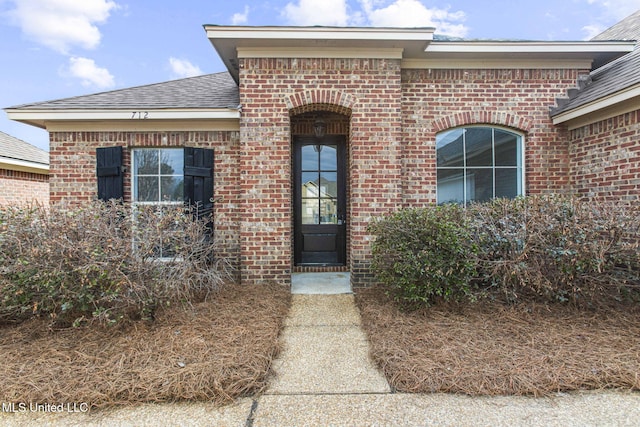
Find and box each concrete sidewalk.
[3,293,640,426]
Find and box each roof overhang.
[551,82,640,129]
[4,108,241,129]
[205,26,635,80]
[420,40,635,70]
[0,157,49,174]
[204,25,435,82]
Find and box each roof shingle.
[10,72,239,110]
[592,9,640,42]
[551,10,640,116]
[0,132,49,165]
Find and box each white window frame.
[131,148,185,260]
[436,125,525,206]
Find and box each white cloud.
[231,5,249,25]
[582,24,605,39]
[66,56,115,89]
[282,0,349,26]
[7,0,118,54]
[169,57,202,79]
[360,0,467,37]
[586,0,640,20]
[580,0,639,40]
[281,0,467,36]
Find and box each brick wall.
[0,169,49,205]
[568,110,640,204]
[239,57,403,285]
[401,68,587,206]
[48,130,241,269]
[43,64,610,287]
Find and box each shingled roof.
[10,72,239,110]
[551,10,640,117]
[0,131,49,166]
[592,9,640,42]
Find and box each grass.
[355,286,640,397]
[0,282,291,409]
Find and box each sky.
[0,0,638,152]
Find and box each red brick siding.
[568,110,640,204]
[401,68,586,206]
[0,169,49,205]
[48,130,241,269]
[239,57,403,285]
[45,64,618,287]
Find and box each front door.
[294,136,347,265]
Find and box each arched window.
[436,126,523,205]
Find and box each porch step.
[291,272,351,294]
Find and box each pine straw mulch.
[0,282,291,409]
[355,286,640,397]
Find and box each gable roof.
[5,72,241,129]
[0,131,49,173]
[10,72,239,110]
[551,10,640,122]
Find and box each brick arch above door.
[285,90,357,116]
[432,111,534,133]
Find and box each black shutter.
[184,147,214,231]
[96,146,124,201]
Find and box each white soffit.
[236,47,404,59]
[205,25,435,81]
[0,157,49,174]
[207,25,635,82]
[424,41,635,69]
[5,109,241,129]
[425,41,635,53]
[402,58,595,69]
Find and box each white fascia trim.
[0,157,49,174]
[402,58,594,70]
[5,109,240,122]
[237,47,404,59]
[45,119,240,132]
[552,84,640,125]
[206,25,435,42]
[425,41,635,54]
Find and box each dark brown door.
[294,136,346,265]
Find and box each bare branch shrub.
[469,195,640,305]
[0,201,234,326]
[368,195,639,308]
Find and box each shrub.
[468,196,640,305]
[369,195,640,308]
[0,201,233,326]
[369,205,478,306]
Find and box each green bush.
[369,205,478,306]
[0,201,233,326]
[369,196,640,308]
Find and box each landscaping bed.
[356,286,640,397]
[0,282,291,408]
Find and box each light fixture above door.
[313,116,326,138]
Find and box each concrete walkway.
[3,291,640,426]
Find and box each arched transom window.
[436,126,524,205]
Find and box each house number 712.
[131,111,149,119]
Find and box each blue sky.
[1,0,638,151]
